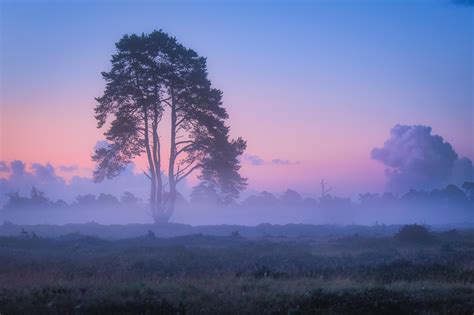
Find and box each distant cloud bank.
[0,139,194,206]
[372,124,474,193]
[58,164,79,172]
[0,160,188,206]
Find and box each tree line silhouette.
[2,182,472,218]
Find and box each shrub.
[394,224,434,244]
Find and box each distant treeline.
[1,187,145,212]
[1,182,473,225]
[2,182,473,210]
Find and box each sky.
[0,0,473,200]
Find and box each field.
[0,224,473,314]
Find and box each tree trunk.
[151,103,165,223]
[166,88,177,220]
[143,108,160,222]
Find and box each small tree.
[395,224,434,244]
[120,192,141,206]
[280,189,303,205]
[96,193,119,206]
[190,182,221,206]
[30,187,50,206]
[462,182,474,200]
[74,194,97,206]
[3,192,29,210]
[3,188,50,211]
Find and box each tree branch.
[176,117,186,128]
[175,140,193,146]
[143,171,152,180]
[176,163,202,183]
[161,98,172,106]
[175,143,197,158]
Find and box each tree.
[395,224,434,244]
[3,192,29,210]
[190,182,221,206]
[462,182,474,200]
[359,192,380,206]
[242,191,278,208]
[280,189,303,205]
[120,192,141,206]
[93,30,246,223]
[30,187,50,206]
[438,184,466,202]
[97,193,119,206]
[2,187,51,211]
[74,194,97,206]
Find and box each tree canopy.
[93,30,246,223]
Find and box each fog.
[1,183,472,227]
[1,124,472,227]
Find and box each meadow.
[0,224,472,314]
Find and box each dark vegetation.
[0,224,472,314]
[2,181,473,225]
[92,30,247,224]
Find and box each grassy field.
[0,225,473,314]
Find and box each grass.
[0,226,473,314]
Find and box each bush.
[395,224,434,244]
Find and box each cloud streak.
[243,155,265,166]
[58,164,79,172]
[242,154,300,166]
[271,159,300,166]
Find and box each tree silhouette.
[30,187,49,205]
[190,182,221,206]
[280,189,303,205]
[120,192,141,206]
[93,30,246,223]
[462,182,474,200]
[74,194,97,206]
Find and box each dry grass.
[0,230,473,314]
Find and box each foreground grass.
[0,228,473,314]
[1,280,472,314]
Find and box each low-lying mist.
[1,183,472,226]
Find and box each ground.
[0,224,472,314]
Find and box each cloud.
[31,163,64,184]
[271,159,300,165]
[243,155,265,166]
[0,160,191,206]
[10,160,27,176]
[372,124,474,192]
[0,160,67,205]
[58,164,79,172]
[0,161,10,173]
[242,154,300,166]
